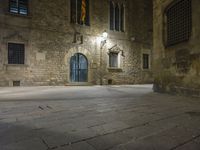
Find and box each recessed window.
[9,0,28,15]
[165,0,192,46]
[120,4,125,32]
[71,0,90,26]
[143,54,149,69]
[110,1,114,30]
[109,52,118,68]
[8,43,25,64]
[13,81,20,86]
[110,1,125,32]
[115,4,120,31]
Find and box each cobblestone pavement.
[0,85,200,150]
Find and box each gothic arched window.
[110,1,125,32]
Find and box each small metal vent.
[13,81,20,87]
[108,79,113,85]
[166,0,192,46]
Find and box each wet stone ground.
[0,85,200,150]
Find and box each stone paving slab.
[0,138,47,150]
[0,85,200,150]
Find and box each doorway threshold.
[65,82,93,86]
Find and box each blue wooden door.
[70,53,88,82]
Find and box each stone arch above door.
[65,46,92,65]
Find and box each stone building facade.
[153,0,200,96]
[0,0,153,86]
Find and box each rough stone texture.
[0,0,153,86]
[0,85,200,150]
[153,0,200,97]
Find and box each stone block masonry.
[153,0,200,97]
[0,0,153,86]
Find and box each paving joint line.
[41,138,50,150]
[170,134,200,150]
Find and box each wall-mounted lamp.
[101,31,108,47]
[120,50,125,57]
[102,31,108,40]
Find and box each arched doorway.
[70,53,88,82]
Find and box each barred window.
[71,0,90,26]
[9,0,28,15]
[166,0,192,46]
[8,43,25,64]
[143,54,149,69]
[110,1,125,32]
[109,52,118,68]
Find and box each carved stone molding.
[108,45,121,53]
[73,32,83,44]
[3,32,28,43]
[108,45,124,56]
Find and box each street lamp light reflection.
[99,31,108,85]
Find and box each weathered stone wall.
[153,0,200,97]
[0,0,153,86]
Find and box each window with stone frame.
[110,1,125,32]
[9,0,28,15]
[165,0,192,46]
[109,52,118,68]
[71,0,90,26]
[8,43,25,64]
[142,54,149,69]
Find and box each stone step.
[65,82,94,86]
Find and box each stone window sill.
[4,64,29,67]
[70,22,90,28]
[108,67,123,72]
[5,12,32,19]
[142,68,151,71]
[108,30,126,37]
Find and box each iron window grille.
[9,0,28,15]
[13,81,20,86]
[165,0,192,46]
[8,43,25,64]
